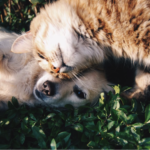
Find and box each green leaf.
[29,120,36,127]
[73,123,83,132]
[21,122,28,132]
[121,86,132,92]
[32,127,45,139]
[131,99,138,112]
[5,120,10,125]
[113,85,120,94]
[97,121,102,132]
[82,116,97,121]
[57,132,71,143]
[8,101,14,109]
[50,138,57,150]
[127,114,137,124]
[87,141,98,148]
[132,123,143,129]
[38,140,47,148]
[85,125,98,131]
[117,137,128,146]
[29,113,37,121]
[106,133,114,138]
[119,108,128,113]
[43,113,56,121]
[99,93,105,107]
[115,125,120,133]
[29,0,44,5]
[139,138,150,146]
[32,127,46,148]
[130,127,140,142]
[145,104,150,122]
[107,121,115,130]
[13,0,18,3]
[20,134,25,144]
[111,109,127,123]
[23,117,29,124]
[113,101,120,109]
[11,97,19,107]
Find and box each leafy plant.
[0,86,150,149]
[0,0,56,32]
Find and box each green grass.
[0,0,49,32]
[0,85,150,149]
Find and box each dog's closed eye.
[73,85,86,99]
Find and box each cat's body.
[11,0,150,100]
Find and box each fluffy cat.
[11,0,150,100]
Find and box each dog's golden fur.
[0,27,42,110]
[0,27,114,110]
[11,0,150,100]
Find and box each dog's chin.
[34,88,52,101]
[34,89,44,101]
[33,88,65,108]
[33,88,45,102]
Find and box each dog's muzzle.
[35,80,56,100]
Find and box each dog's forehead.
[77,70,101,88]
[79,70,104,101]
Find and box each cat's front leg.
[121,68,150,101]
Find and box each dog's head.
[11,2,105,79]
[34,69,113,108]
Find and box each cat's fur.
[11,0,150,100]
[0,27,113,110]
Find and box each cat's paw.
[121,85,150,101]
[120,88,145,100]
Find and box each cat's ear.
[11,31,33,53]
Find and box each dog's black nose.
[42,80,56,96]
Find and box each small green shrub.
[0,85,150,149]
[0,0,55,32]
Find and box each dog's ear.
[11,31,33,53]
